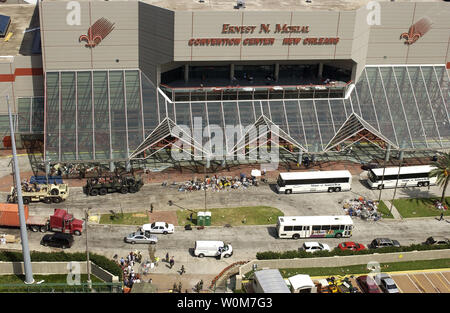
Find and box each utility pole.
[7,95,34,284]
[85,207,92,289]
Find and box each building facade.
[0,0,449,169]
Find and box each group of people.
[343,198,381,221]
[175,173,261,193]
[116,251,143,288]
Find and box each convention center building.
[0,0,449,171]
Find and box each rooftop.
[141,0,440,11]
[0,4,40,56]
[42,0,443,11]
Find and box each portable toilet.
[197,211,205,226]
[204,211,211,226]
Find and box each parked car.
[124,231,157,244]
[142,222,174,234]
[40,233,74,249]
[356,275,382,293]
[423,236,450,245]
[369,238,401,249]
[338,241,366,251]
[301,242,331,253]
[375,274,400,293]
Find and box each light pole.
[85,207,92,289]
[389,156,404,213]
[7,95,34,284]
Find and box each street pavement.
[1,173,449,281]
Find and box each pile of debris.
[342,197,381,221]
[164,171,265,192]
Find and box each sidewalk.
[385,201,403,220]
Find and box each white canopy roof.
[288,274,315,290]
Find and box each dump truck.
[7,183,69,204]
[83,175,143,196]
[0,204,83,235]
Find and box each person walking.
[150,203,154,213]
[165,252,169,263]
[180,265,185,275]
[169,256,175,269]
[439,212,444,221]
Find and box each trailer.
[0,204,83,235]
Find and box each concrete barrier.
[235,249,450,290]
[0,261,119,283]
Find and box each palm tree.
[430,153,450,204]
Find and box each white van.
[194,241,233,259]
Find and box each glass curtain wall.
[45,69,158,162]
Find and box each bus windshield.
[368,171,377,182]
[277,175,285,187]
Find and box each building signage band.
[188,24,339,47]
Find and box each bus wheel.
[285,190,292,194]
[43,197,52,204]
[328,188,334,193]
[30,225,39,232]
[292,234,300,240]
[377,185,384,190]
[22,197,30,205]
[335,233,343,238]
[335,187,341,192]
[417,182,423,187]
[424,182,429,187]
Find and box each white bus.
[367,165,437,190]
[277,215,353,239]
[276,170,352,194]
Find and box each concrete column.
[206,158,210,169]
[398,150,404,161]
[125,161,131,172]
[109,161,115,172]
[318,63,324,79]
[184,64,189,83]
[230,64,235,80]
[297,151,302,165]
[384,144,391,162]
[235,275,242,291]
[45,161,51,176]
[274,63,279,81]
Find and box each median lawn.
[377,200,394,219]
[273,258,450,278]
[99,212,149,225]
[392,197,450,218]
[176,206,284,226]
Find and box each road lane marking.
[434,273,450,293]
[423,273,441,293]
[407,274,424,293]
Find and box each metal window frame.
[391,66,414,148]
[377,67,399,147]
[419,66,443,147]
[405,67,429,148]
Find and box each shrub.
[0,251,122,281]
[256,243,450,260]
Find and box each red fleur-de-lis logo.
[400,17,432,45]
[79,17,115,48]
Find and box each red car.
[356,275,382,293]
[338,241,366,251]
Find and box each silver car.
[375,274,400,293]
[124,231,157,244]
